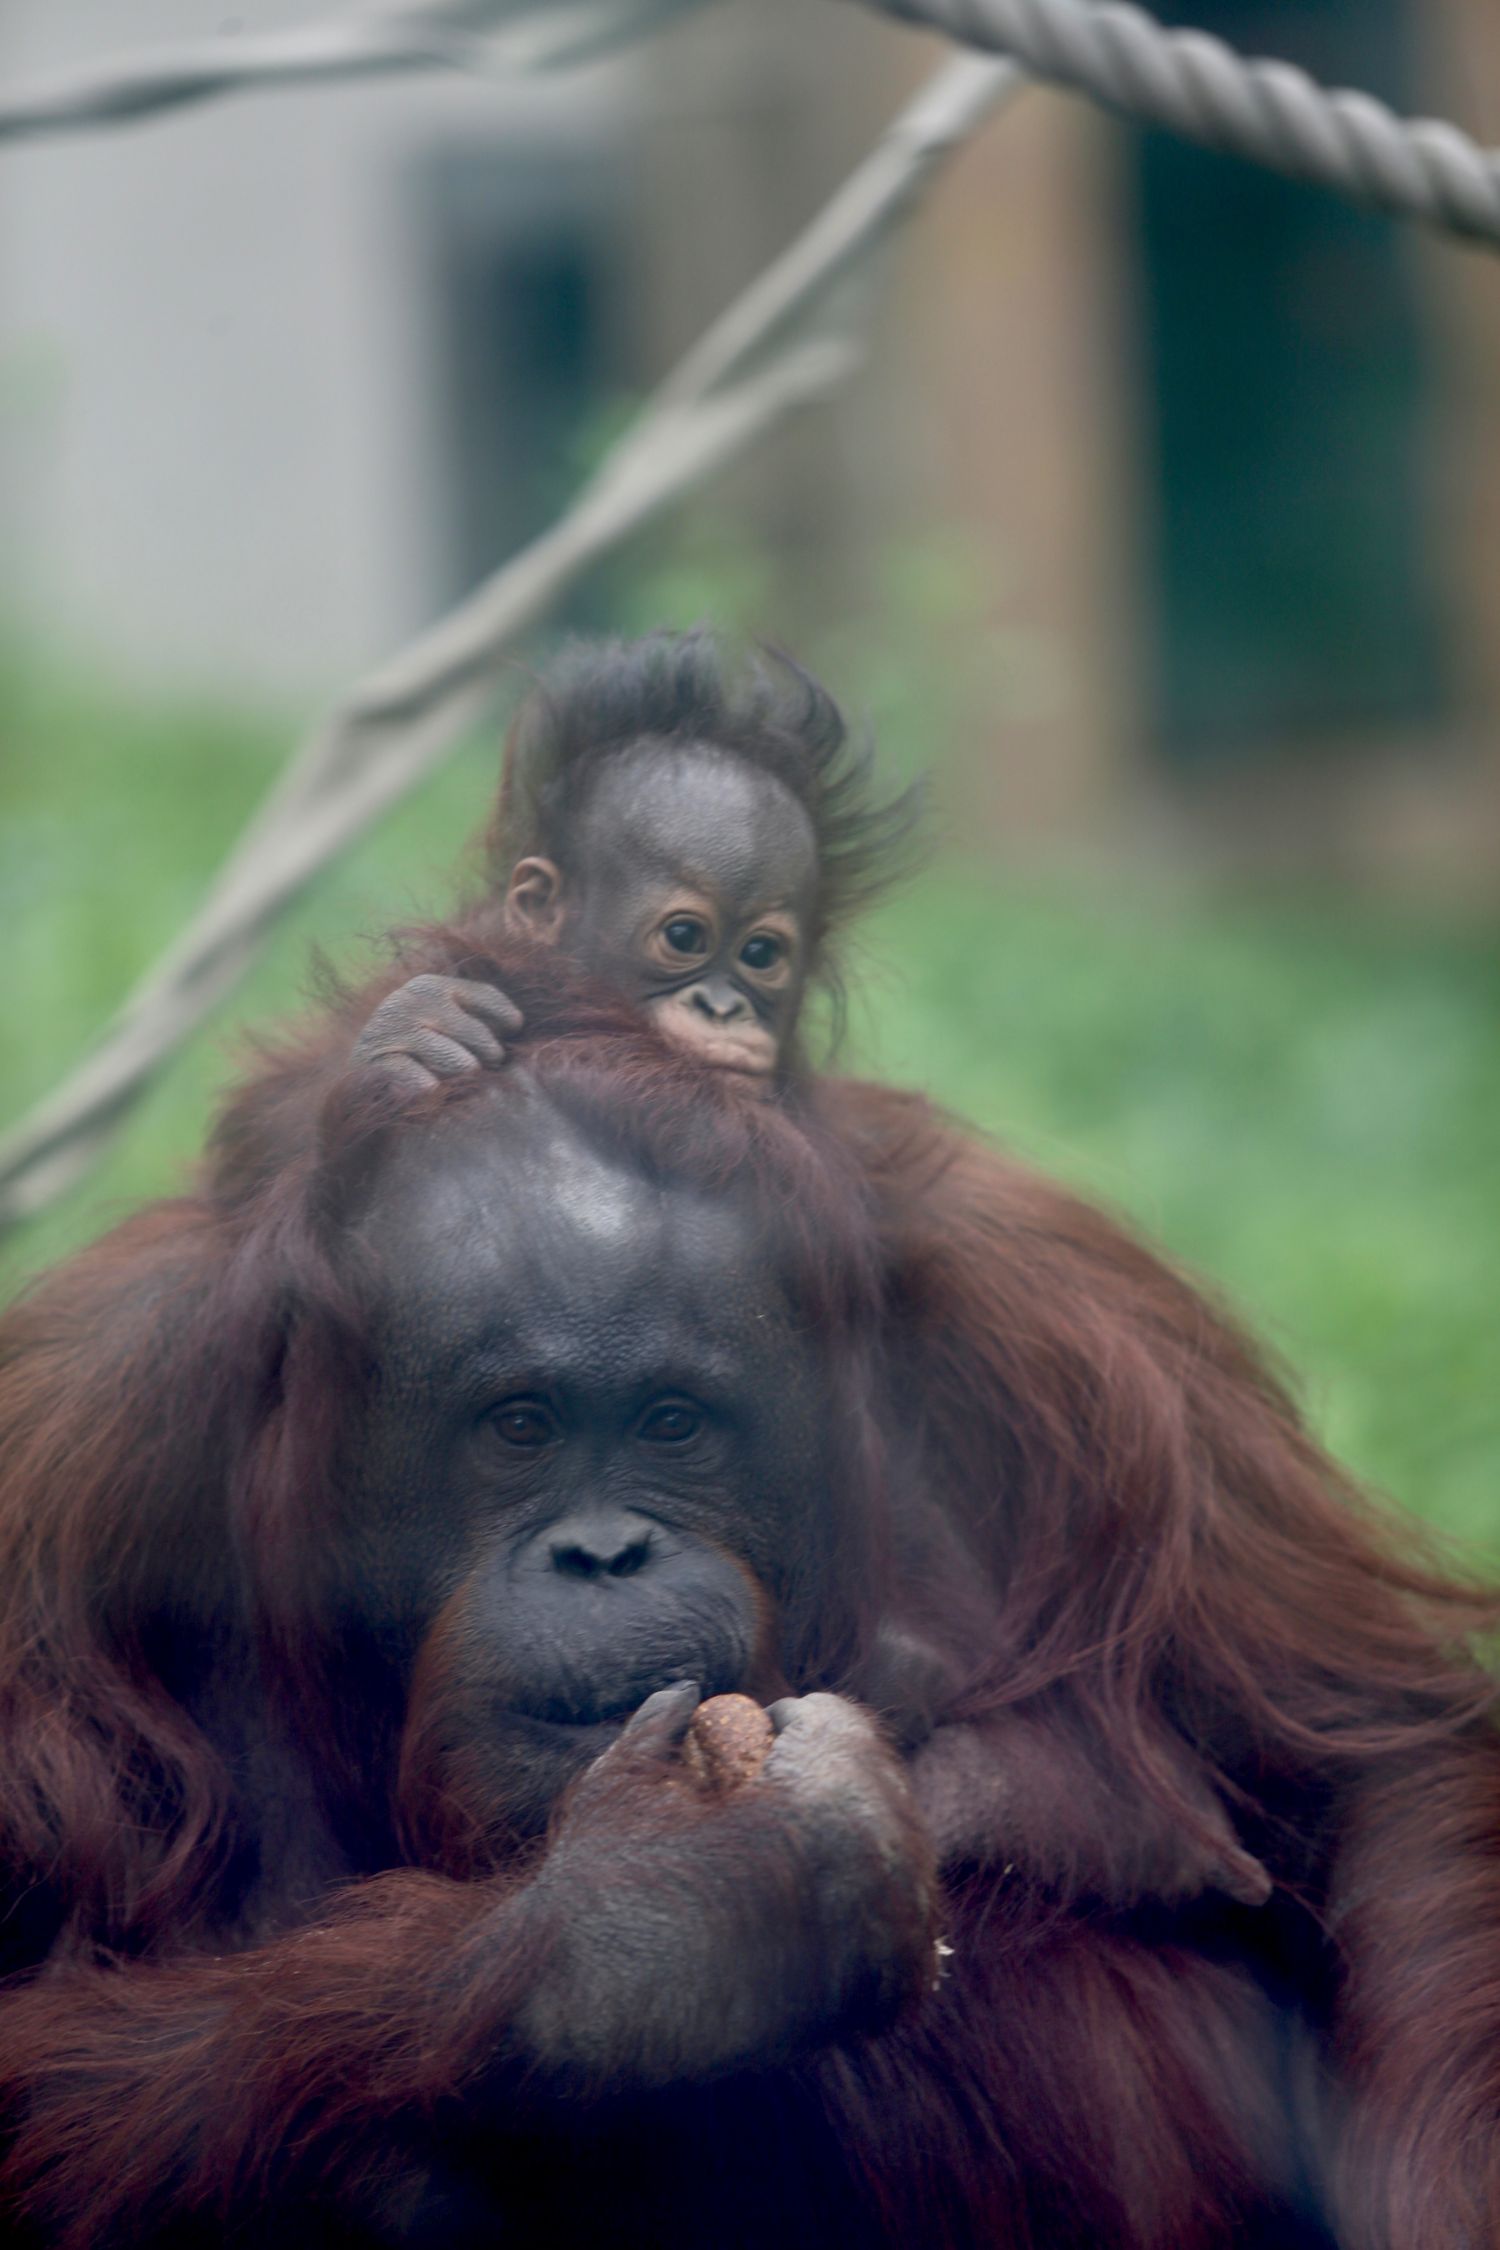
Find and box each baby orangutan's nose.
[686,978,751,1023]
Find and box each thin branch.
[0,52,1021,1233]
[0,0,713,144]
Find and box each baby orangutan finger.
[396,1027,494,1081]
[426,1012,506,1068]
[353,975,521,1079]
[444,977,524,1040]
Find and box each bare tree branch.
[0,0,714,144]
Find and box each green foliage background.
[2,583,1497,1557]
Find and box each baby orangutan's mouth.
[686,1043,774,1077]
[649,1004,777,1079]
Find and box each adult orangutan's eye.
[739,933,785,974]
[637,1401,703,1445]
[662,917,710,957]
[490,1401,558,1448]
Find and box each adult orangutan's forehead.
[356,1082,786,1361]
[574,744,818,917]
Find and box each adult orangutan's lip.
[497,1708,625,1753]
[541,1712,622,1739]
[507,1670,709,1732]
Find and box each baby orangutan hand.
[349,975,522,1096]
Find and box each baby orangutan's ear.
[504,857,566,941]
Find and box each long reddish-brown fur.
[818,1073,1500,2240]
[1,931,1497,2245]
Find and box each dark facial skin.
[266,1084,940,2101]
[332,1085,827,1841]
[346,747,818,1095]
[511,744,820,1078]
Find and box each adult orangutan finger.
[618,1680,703,1754]
[1217,1847,1274,1908]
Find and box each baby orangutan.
[347,635,906,1095]
[214,633,1270,1917]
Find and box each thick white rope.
[848,0,1500,248]
[7,0,1499,257]
[0,54,1018,1233]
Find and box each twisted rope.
[851,0,1500,248]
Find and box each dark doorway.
[425,146,629,625]
[1131,0,1449,766]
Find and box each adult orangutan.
[194,634,1500,2244]
[208,634,1275,1918]
[0,953,1496,2247]
[2,975,1327,2247]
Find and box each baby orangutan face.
[505,743,819,1080]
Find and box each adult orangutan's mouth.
[512,1666,720,1731]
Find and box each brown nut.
[681,1694,774,1793]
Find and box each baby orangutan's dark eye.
[739,933,784,973]
[662,918,710,956]
[637,1401,702,1445]
[490,1401,558,1448]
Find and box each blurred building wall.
[1,0,1497,885]
[881,1,1500,888]
[0,1,650,696]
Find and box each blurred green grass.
[2,653,1497,1554]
